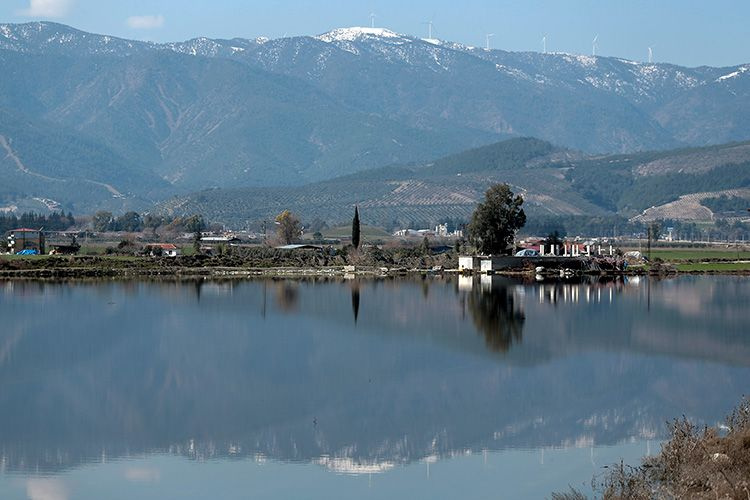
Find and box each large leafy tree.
[116,211,143,232]
[92,211,114,232]
[275,210,302,245]
[468,183,526,255]
[188,214,206,254]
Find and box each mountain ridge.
[1,22,749,214]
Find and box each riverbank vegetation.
[0,244,458,277]
[553,398,750,500]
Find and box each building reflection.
[533,276,636,306]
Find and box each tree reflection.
[351,283,360,324]
[274,282,299,311]
[467,278,525,353]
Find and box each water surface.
[0,275,748,499]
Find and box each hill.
[158,138,750,228]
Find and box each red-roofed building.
[144,243,180,257]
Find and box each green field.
[636,248,750,261]
[0,254,49,261]
[675,262,750,272]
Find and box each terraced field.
[161,167,606,229]
[631,188,750,222]
[159,137,750,229]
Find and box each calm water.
[0,275,748,499]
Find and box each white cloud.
[18,0,71,18]
[26,478,68,500]
[126,15,165,30]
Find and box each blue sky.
[1,0,746,67]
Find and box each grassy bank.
[674,262,750,272]
[0,246,457,278]
[4,244,750,278]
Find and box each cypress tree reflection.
[351,283,360,324]
[467,278,525,353]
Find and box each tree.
[545,230,564,247]
[352,206,361,249]
[275,210,301,245]
[187,215,205,254]
[116,211,143,232]
[544,230,564,254]
[421,236,431,256]
[648,222,661,241]
[467,184,526,255]
[647,221,661,260]
[92,211,114,232]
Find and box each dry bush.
[551,487,588,500]
[552,397,750,499]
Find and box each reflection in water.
[0,276,748,481]
[531,276,633,306]
[466,276,525,352]
[274,281,299,311]
[351,283,360,324]
[26,478,68,500]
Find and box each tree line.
[91,211,205,234]
[0,211,75,233]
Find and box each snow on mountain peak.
[316,27,405,43]
[716,65,749,82]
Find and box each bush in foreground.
[553,398,750,499]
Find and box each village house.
[145,243,181,257]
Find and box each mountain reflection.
[466,276,525,352]
[0,276,748,475]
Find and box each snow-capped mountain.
[0,22,749,213]
[0,21,156,55]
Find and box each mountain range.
[0,22,749,215]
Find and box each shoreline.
[1,264,749,279]
[3,249,750,279]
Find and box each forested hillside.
[160,138,750,229]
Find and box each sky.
[1,0,747,68]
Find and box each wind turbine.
[423,20,434,39]
[542,34,547,54]
[592,34,599,56]
[485,33,494,50]
[370,12,376,29]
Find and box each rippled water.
[0,275,748,499]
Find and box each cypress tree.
[352,206,361,249]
